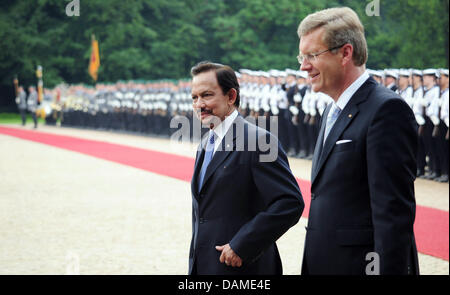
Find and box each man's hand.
[215,244,242,267]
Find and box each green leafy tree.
[0,0,448,110]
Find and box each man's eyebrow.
[193,90,213,96]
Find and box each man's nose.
[193,98,205,109]
[300,60,312,71]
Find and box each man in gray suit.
[27,86,38,129]
[15,86,27,126]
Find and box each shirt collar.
[211,109,239,142]
[335,71,370,111]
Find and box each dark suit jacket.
[302,77,419,275]
[189,115,304,275]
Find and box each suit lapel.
[311,104,331,179]
[191,136,208,197]
[311,77,377,185]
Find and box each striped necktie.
[198,131,216,190]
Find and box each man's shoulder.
[364,83,415,121]
[368,82,406,106]
[238,116,272,139]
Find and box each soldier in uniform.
[412,69,424,104]
[384,70,398,92]
[270,70,290,153]
[282,69,300,157]
[369,69,383,84]
[294,71,309,158]
[422,69,441,180]
[411,70,426,177]
[15,86,27,126]
[301,83,314,159]
[258,72,271,130]
[238,70,251,118]
[27,86,39,129]
[306,88,323,160]
[435,69,449,182]
[397,69,414,109]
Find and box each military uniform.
[384,69,398,92]
[15,88,27,125]
[27,88,38,128]
[397,69,414,109]
[422,70,441,180]
[435,69,449,182]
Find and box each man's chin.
[200,118,212,127]
[311,82,321,93]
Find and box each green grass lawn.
[0,112,45,125]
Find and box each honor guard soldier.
[15,86,27,126]
[368,69,383,84]
[435,69,449,182]
[411,69,426,177]
[283,69,301,156]
[238,70,252,117]
[422,69,441,180]
[384,69,398,92]
[294,71,309,158]
[27,86,39,129]
[258,71,271,128]
[269,70,289,153]
[245,71,258,121]
[397,69,414,109]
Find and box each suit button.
[199,218,205,224]
[311,193,316,200]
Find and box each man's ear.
[341,44,354,66]
[228,88,237,105]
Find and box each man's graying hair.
[190,61,240,107]
[298,7,368,66]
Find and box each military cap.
[384,69,398,79]
[399,69,411,77]
[423,68,438,77]
[439,69,449,77]
[412,69,423,76]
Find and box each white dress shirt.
[210,109,239,154]
[334,71,370,111]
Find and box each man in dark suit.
[189,61,304,275]
[298,7,419,275]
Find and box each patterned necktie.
[198,131,216,191]
[323,103,341,145]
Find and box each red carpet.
[1,125,448,261]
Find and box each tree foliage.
[0,0,448,93]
